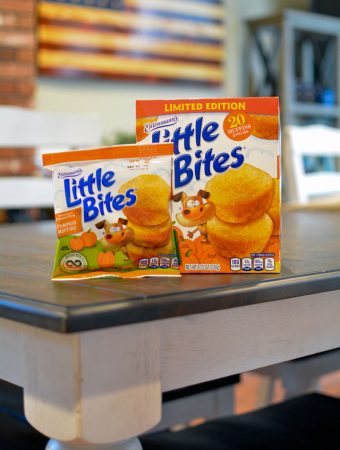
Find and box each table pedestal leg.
[46,437,143,450]
[18,322,161,446]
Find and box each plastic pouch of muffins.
[43,144,180,280]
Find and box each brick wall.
[0,0,36,107]
[0,0,37,176]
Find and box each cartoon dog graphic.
[95,218,134,256]
[172,190,215,243]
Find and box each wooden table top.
[0,210,340,333]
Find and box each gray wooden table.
[0,210,339,450]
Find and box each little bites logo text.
[151,116,245,188]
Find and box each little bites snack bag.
[136,98,281,273]
[43,144,180,279]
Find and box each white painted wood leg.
[0,318,161,445]
[46,437,143,450]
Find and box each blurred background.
[1,0,340,222]
[0,0,339,412]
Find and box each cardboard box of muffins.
[136,97,281,274]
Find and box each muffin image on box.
[128,218,172,248]
[204,164,278,260]
[205,164,274,224]
[251,114,279,140]
[207,213,273,258]
[126,240,174,265]
[119,174,170,226]
[120,174,175,266]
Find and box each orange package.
[43,143,180,279]
[136,98,281,274]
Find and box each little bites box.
[136,98,280,274]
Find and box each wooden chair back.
[283,124,340,203]
[0,107,101,210]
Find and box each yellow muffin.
[126,239,174,264]
[119,174,170,226]
[207,213,273,258]
[251,114,279,140]
[205,164,274,224]
[266,178,280,235]
[128,218,172,248]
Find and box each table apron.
[159,290,340,390]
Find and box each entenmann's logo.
[144,116,178,133]
[58,168,82,179]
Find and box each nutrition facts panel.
[230,256,276,272]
